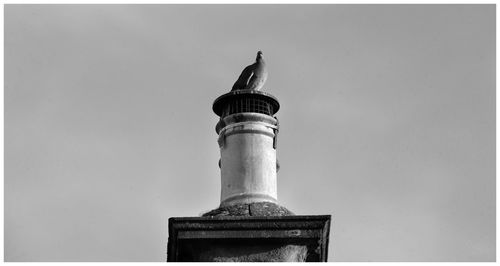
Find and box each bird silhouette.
[231,51,268,91]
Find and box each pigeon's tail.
[231,65,254,91]
[231,83,243,91]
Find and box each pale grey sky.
[5,4,495,262]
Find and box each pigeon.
[231,51,268,91]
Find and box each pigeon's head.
[256,51,263,60]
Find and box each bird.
[231,51,268,91]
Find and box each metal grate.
[222,97,274,117]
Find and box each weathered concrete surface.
[167,215,331,262]
[218,112,279,206]
[211,244,308,262]
[202,201,294,217]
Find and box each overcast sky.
[5,4,495,262]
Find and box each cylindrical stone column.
[213,90,280,207]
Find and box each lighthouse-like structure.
[167,52,331,262]
[214,89,280,207]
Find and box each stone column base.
[167,215,331,262]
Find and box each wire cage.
[221,97,275,117]
[213,90,280,118]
